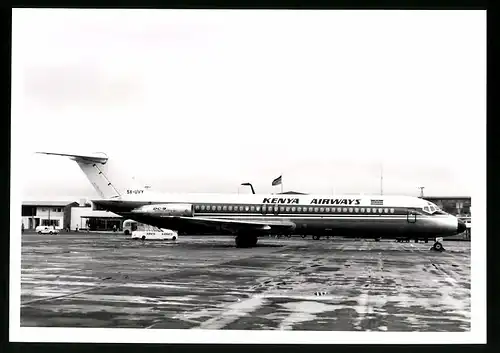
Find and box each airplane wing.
[171,216,296,233]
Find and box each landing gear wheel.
[301,234,307,239]
[312,235,320,240]
[235,235,258,248]
[141,235,146,240]
[432,242,444,251]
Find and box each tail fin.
[36,152,123,199]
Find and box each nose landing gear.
[431,237,445,252]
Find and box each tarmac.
[20,233,471,331]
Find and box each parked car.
[37,226,59,235]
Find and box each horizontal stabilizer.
[36,152,109,164]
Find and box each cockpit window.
[422,202,446,215]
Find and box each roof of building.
[22,201,79,207]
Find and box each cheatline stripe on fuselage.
[192,214,446,219]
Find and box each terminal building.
[22,200,124,232]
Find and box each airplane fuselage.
[93,193,464,238]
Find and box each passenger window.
[223,205,227,211]
[309,207,313,212]
[256,206,260,212]
[361,208,365,213]
[228,205,233,211]
[314,207,319,212]
[245,206,249,211]
[367,208,371,213]
[297,207,302,212]
[250,206,255,211]
[390,208,394,213]
[201,205,205,211]
[286,207,290,212]
[343,208,347,213]
[217,205,222,211]
[195,205,200,211]
[337,207,341,212]
[384,208,389,213]
[292,207,296,212]
[320,207,324,212]
[274,206,279,213]
[349,208,353,213]
[355,207,359,213]
[239,206,244,211]
[280,206,285,212]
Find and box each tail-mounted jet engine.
[131,204,194,217]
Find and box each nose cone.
[457,219,467,234]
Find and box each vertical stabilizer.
[36,152,122,199]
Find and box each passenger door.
[407,208,418,223]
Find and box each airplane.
[36,152,467,250]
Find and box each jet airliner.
[36,152,466,250]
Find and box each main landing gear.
[235,234,258,248]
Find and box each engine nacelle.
[131,203,194,217]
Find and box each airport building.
[22,200,124,232]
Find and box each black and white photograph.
[10,8,486,344]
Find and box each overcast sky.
[12,9,486,200]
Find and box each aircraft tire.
[301,234,307,238]
[141,235,146,241]
[433,242,444,251]
[312,235,320,240]
[235,235,258,248]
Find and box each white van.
[131,228,178,241]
